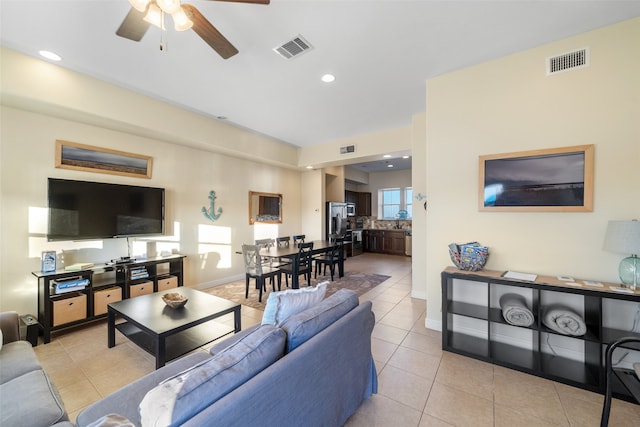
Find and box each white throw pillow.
[261,281,328,326]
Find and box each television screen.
[48,178,165,241]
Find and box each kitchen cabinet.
[344,190,371,216]
[357,192,372,216]
[345,190,358,205]
[363,230,405,255]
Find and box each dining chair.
[242,244,281,302]
[255,238,276,266]
[275,236,293,269]
[281,241,314,288]
[293,234,306,246]
[314,239,344,281]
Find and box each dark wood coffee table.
[107,287,241,368]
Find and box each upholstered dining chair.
[242,244,281,302]
[280,241,314,288]
[314,239,344,281]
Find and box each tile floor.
[33,253,640,426]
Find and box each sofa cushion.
[0,369,68,427]
[139,324,286,427]
[0,340,42,384]
[280,289,359,352]
[261,281,328,326]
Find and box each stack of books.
[130,267,149,280]
[52,277,89,294]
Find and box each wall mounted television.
[48,178,165,241]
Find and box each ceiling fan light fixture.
[143,3,165,29]
[172,7,193,31]
[129,0,151,13]
[157,0,181,14]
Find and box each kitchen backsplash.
[348,217,412,231]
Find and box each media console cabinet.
[33,254,185,343]
[442,267,640,403]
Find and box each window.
[379,187,412,219]
[381,188,401,219]
[405,188,413,219]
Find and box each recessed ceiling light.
[387,164,394,168]
[383,154,392,158]
[321,74,335,83]
[39,50,62,61]
[402,155,410,159]
[306,165,313,169]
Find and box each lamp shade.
[603,220,640,255]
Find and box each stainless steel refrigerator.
[326,202,347,240]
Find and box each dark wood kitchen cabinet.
[344,191,371,216]
[364,230,405,255]
[357,192,371,216]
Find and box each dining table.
[259,240,345,289]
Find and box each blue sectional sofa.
[0,311,74,427]
[75,288,377,427]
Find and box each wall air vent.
[340,145,356,155]
[547,47,589,75]
[273,35,313,60]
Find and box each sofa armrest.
[0,311,20,344]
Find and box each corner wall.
[423,18,640,329]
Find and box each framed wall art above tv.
[479,144,594,212]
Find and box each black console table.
[441,267,640,404]
[33,255,185,343]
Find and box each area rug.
[204,271,390,311]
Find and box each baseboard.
[195,274,245,290]
[425,318,442,332]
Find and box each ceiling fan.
[116,0,270,59]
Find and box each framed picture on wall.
[479,144,594,212]
[55,140,152,179]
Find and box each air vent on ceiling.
[546,47,589,75]
[340,145,356,155]
[273,35,313,60]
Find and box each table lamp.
[603,220,640,290]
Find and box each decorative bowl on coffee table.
[162,292,188,309]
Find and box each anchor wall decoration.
[202,190,223,222]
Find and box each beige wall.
[0,51,303,315]
[423,18,640,330]
[411,113,427,300]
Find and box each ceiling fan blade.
[116,7,150,41]
[182,4,239,59]
[208,0,270,4]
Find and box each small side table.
[20,314,40,347]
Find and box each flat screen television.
[48,178,165,241]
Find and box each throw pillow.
[139,325,286,427]
[261,281,328,326]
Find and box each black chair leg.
[258,278,264,302]
[245,276,250,299]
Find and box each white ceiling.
[2,0,640,154]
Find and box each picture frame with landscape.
[55,140,152,179]
[479,144,594,212]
